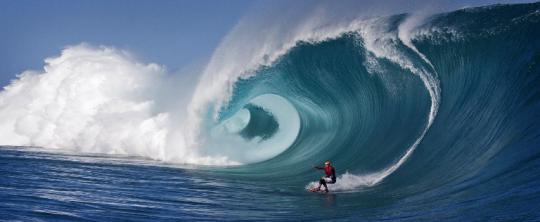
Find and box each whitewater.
[1,2,540,221]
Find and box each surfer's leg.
[316,178,324,190]
[322,177,333,192]
[320,178,328,191]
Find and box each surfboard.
[308,187,329,193]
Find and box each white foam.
[0,44,236,165]
[305,171,389,192]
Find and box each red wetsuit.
[324,166,333,177]
[316,165,336,183]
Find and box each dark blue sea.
[2,2,540,221]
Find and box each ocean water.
[2,2,540,221]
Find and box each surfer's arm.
[313,166,324,170]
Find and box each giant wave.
[0,2,539,199]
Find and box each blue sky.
[0,0,252,87]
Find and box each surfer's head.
[325,161,331,166]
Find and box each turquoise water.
[2,3,540,221]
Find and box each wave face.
[1,2,540,220]
[199,1,540,209]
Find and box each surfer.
[311,161,336,193]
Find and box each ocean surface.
[2,2,540,221]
